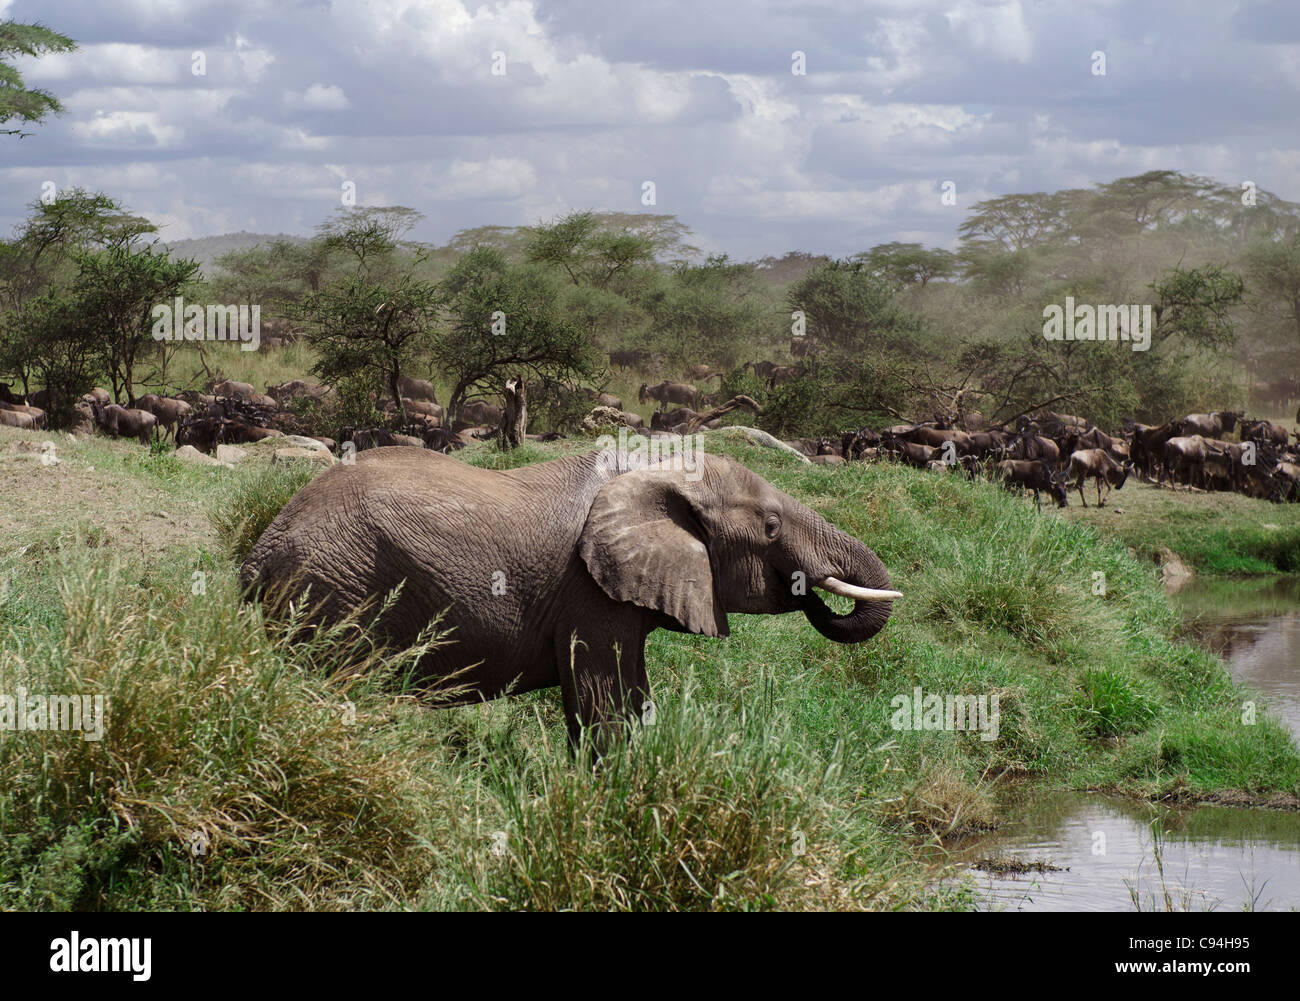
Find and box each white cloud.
[945,0,1033,63]
[284,84,351,111]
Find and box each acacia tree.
[786,257,921,355]
[0,190,162,397]
[297,207,439,424]
[854,242,956,291]
[74,243,200,402]
[525,210,659,291]
[645,254,764,369]
[315,206,424,277]
[301,274,439,423]
[1148,265,1245,351]
[10,290,99,425]
[1244,234,1300,349]
[433,247,594,424]
[0,20,76,138]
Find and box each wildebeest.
[1163,434,1209,489]
[995,459,1069,509]
[896,423,974,457]
[650,407,700,432]
[90,402,156,445]
[397,376,438,402]
[1010,431,1061,468]
[639,381,698,410]
[134,394,193,440]
[880,431,937,469]
[1181,411,1241,439]
[1068,449,1130,507]
[1130,420,1184,480]
[0,400,46,429]
[267,379,330,405]
[456,400,503,426]
[1240,418,1288,448]
[211,379,256,401]
[608,348,649,369]
[767,365,804,388]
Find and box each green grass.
[209,460,323,563]
[1062,478,1300,576]
[1,430,1296,911]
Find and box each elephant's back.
[239,445,585,646]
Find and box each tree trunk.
[390,368,406,423]
[499,375,527,450]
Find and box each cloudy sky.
[4,0,1300,259]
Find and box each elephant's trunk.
[797,525,896,644]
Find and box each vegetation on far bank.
[1062,476,1300,576]
[1,426,1295,911]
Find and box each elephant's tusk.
[816,576,902,602]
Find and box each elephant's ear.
[579,470,727,637]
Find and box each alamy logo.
[1042,296,1151,352]
[0,687,105,741]
[890,686,1000,742]
[593,426,705,481]
[50,933,151,981]
[151,296,261,351]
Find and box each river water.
[944,577,1300,911]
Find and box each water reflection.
[942,580,1300,910]
[946,791,1300,911]
[1176,576,1300,738]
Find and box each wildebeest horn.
[817,576,902,602]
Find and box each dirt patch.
[1155,787,1300,812]
[0,426,217,559]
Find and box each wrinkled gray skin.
[241,447,895,749]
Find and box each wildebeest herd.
[825,408,1300,507]
[5,366,1300,508]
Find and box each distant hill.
[164,231,311,277]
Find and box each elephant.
[91,402,157,445]
[241,447,900,750]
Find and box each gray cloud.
[2,0,1297,257]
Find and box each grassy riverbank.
[1,425,1296,911]
[1062,478,1300,576]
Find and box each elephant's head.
[579,453,898,643]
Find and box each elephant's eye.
[764,514,781,540]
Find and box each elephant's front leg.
[554,618,652,756]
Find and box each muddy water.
[947,578,1300,910]
[1176,576,1300,738]
[949,790,1300,911]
